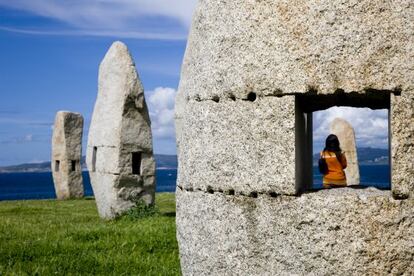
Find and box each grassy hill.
[0,193,180,275]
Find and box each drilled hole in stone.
[212,96,220,103]
[392,191,408,200]
[269,192,278,198]
[250,191,258,198]
[394,87,402,96]
[308,86,318,94]
[247,92,257,102]
[71,160,76,172]
[207,187,214,194]
[228,189,235,195]
[55,160,60,172]
[229,95,236,101]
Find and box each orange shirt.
[321,151,347,184]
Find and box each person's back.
[321,134,347,188]
[321,150,347,187]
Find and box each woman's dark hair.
[324,134,342,160]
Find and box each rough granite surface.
[181,0,413,100]
[51,111,84,200]
[87,41,155,219]
[330,118,360,185]
[176,0,414,274]
[391,92,414,199]
[177,96,296,195]
[177,0,414,198]
[177,188,414,275]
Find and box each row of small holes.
[178,186,278,198]
[210,92,257,103]
[200,88,400,103]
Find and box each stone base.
[90,172,155,219]
[53,171,84,200]
[176,187,413,275]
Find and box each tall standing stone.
[330,118,360,185]
[51,111,84,200]
[87,41,156,219]
[176,0,414,274]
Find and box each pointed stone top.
[98,40,143,101]
[106,41,129,56]
[332,118,345,123]
[331,118,352,128]
[111,40,127,49]
[101,41,134,69]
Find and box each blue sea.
[0,169,177,201]
[0,165,390,201]
[313,165,390,189]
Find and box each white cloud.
[147,87,177,140]
[1,134,35,144]
[0,0,198,40]
[313,107,389,150]
[28,159,48,164]
[24,134,33,142]
[0,117,51,126]
[149,87,176,110]
[0,26,188,40]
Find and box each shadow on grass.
[160,212,176,218]
[83,197,95,201]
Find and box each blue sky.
[0,1,388,166]
[0,1,198,166]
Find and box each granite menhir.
[330,118,360,186]
[175,0,414,274]
[87,41,156,219]
[51,111,84,200]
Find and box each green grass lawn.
[0,193,180,275]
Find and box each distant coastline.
[0,154,178,173]
[0,147,388,173]
[312,147,389,166]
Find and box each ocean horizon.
[0,165,390,201]
[0,169,177,201]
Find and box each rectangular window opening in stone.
[71,160,76,172]
[295,92,391,193]
[92,147,97,172]
[132,152,142,175]
[55,160,60,172]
